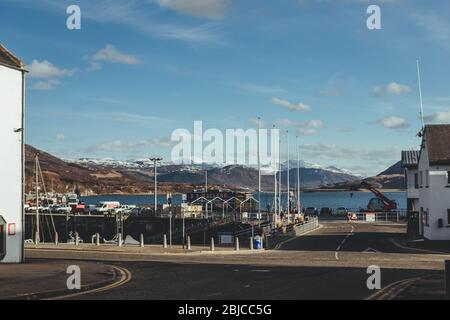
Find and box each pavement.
[0,259,127,300]
[2,219,449,300]
[25,243,261,256]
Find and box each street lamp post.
[150,157,163,215]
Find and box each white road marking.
[274,224,323,250]
[207,292,223,297]
[335,225,355,260]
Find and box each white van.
[94,201,121,214]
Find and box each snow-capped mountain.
[280,160,363,178]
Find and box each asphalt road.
[25,220,448,300]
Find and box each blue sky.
[1,0,450,176]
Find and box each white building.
[417,125,450,240]
[0,44,26,263]
[401,150,420,235]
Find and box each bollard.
[54,232,58,246]
[140,234,144,248]
[210,237,215,252]
[96,233,100,246]
[249,237,254,250]
[118,233,123,247]
[235,237,240,251]
[187,235,191,250]
[75,232,79,246]
[163,234,168,249]
[265,235,269,250]
[35,232,40,245]
[446,260,450,298]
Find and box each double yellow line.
[46,265,132,300]
[366,277,421,300]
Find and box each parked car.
[305,207,318,216]
[335,207,349,216]
[320,207,333,216]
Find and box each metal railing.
[292,217,319,235]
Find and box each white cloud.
[272,97,311,112]
[373,82,411,96]
[371,116,410,129]
[26,60,75,79]
[414,12,450,51]
[157,0,231,19]
[298,120,324,136]
[275,118,323,135]
[424,111,450,124]
[87,137,173,153]
[238,83,287,95]
[32,79,61,90]
[92,45,142,65]
[56,133,65,140]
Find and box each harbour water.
[81,191,406,211]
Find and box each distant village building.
[417,125,450,240]
[0,44,26,263]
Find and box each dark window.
[448,209,450,225]
[414,173,419,189]
[448,172,450,184]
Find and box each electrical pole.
[150,157,162,215]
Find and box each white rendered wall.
[0,64,24,263]
[419,143,450,240]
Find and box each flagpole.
[257,117,261,222]
[416,60,425,131]
[278,136,282,219]
[286,130,290,223]
[296,136,301,213]
[273,125,277,225]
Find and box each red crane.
[361,181,397,212]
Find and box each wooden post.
[235,237,240,251]
[187,235,191,250]
[96,233,100,246]
[163,234,168,249]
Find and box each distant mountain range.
[25,145,403,195]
